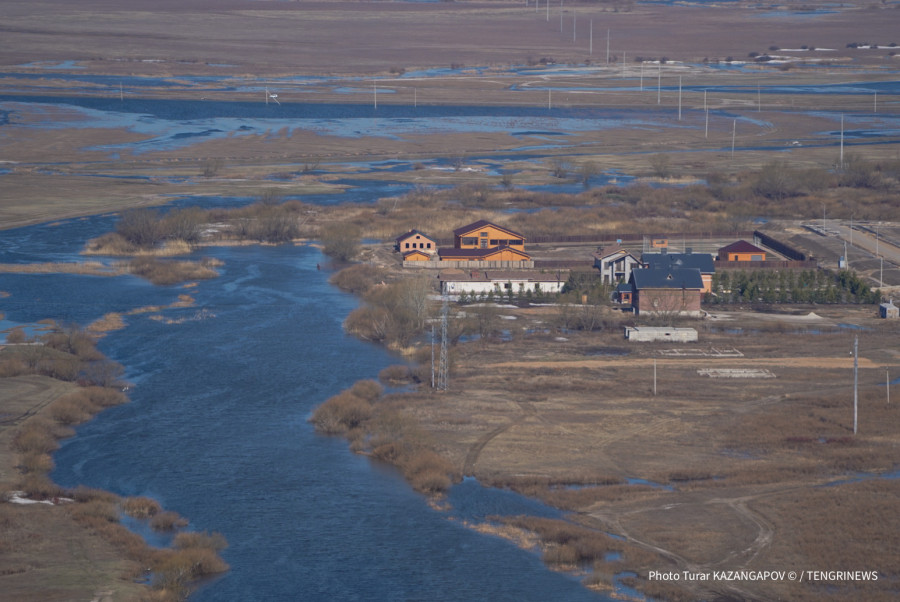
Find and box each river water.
[1,216,605,601]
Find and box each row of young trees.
[708,269,881,305]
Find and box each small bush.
[71,486,120,504]
[379,364,413,384]
[329,263,389,295]
[19,452,54,474]
[151,511,189,531]
[69,499,120,524]
[309,391,373,434]
[173,530,228,551]
[49,393,94,425]
[127,257,219,286]
[13,424,59,455]
[0,357,28,377]
[121,496,162,519]
[349,379,383,402]
[5,327,26,344]
[17,474,65,499]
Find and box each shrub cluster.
[310,383,460,494]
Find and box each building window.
[462,237,478,246]
[480,232,488,237]
[405,243,410,249]
[427,243,432,249]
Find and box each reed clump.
[500,515,622,568]
[378,364,415,385]
[310,390,373,435]
[126,257,221,285]
[151,511,189,532]
[121,496,162,519]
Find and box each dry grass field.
[3,0,900,229]
[387,306,900,599]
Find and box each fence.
[403,259,534,269]
[715,260,818,270]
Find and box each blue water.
[0,215,606,601]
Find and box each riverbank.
[316,272,900,600]
[0,327,229,601]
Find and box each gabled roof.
[642,251,715,274]
[719,240,766,255]
[452,220,525,240]
[594,244,640,261]
[631,267,704,290]
[438,245,531,260]
[402,249,432,260]
[395,229,436,244]
[615,282,634,293]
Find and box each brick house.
[630,267,704,317]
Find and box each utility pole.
[606,28,610,65]
[840,113,844,169]
[731,119,736,160]
[853,334,858,435]
[653,359,657,396]
[438,295,449,391]
[678,76,682,121]
[431,325,435,388]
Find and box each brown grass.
[150,511,189,532]
[87,312,126,334]
[125,257,221,285]
[0,261,122,276]
[121,496,162,519]
[309,390,373,435]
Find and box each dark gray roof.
[615,282,633,293]
[631,267,704,290]
[642,252,715,274]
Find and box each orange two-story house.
[438,220,530,262]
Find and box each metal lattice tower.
[438,295,449,391]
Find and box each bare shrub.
[5,327,26,344]
[349,379,383,402]
[121,496,162,519]
[19,452,54,474]
[84,231,140,255]
[173,530,228,551]
[329,263,389,294]
[71,486,121,504]
[378,364,414,384]
[17,474,65,499]
[161,208,205,244]
[69,499,120,524]
[0,357,29,377]
[309,391,373,434]
[402,451,457,494]
[13,423,60,455]
[648,154,672,179]
[116,208,164,247]
[81,359,126,387]
[85,386,128,407]
[42,326,103,360]
[151,511,189,531]
[127,257,219,285]
[320,223,361,262]
[49,392,94,424]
